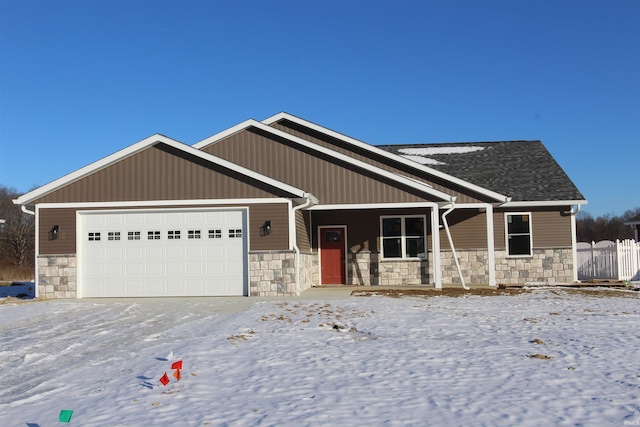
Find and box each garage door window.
[188,230,201,239]
[168,230,181,240]
[229,229,242,238]
[108,232,121,241]
[209,229,222,239]
[148,231,161,240]
[128,231,141,240]
[88,232,101,241]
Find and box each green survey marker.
[59,409,74,423]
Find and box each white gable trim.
[15,134,308,205]
[501,200,588,208]
[262,112,510,203]
[194,119,455,202]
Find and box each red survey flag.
[171,360,183,370]
[159,372,170,386]
[173,369,181,381]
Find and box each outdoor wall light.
[261,220,272,236]
[49,225,59,241]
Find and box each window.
[188,230,201,239]
[167,230,181,240]
[128,231,141,241]
[380,216,426,259]
[209,229,222,239]
[229,229,242,238]
[505,213,532,257]
[107,231,121,241]
[88,232,101,241]
[147,231,161,240]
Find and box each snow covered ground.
[1,288,639,427]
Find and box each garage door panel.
[80,208,247,297]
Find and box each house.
[14,113,586,299]
[625,214,640,242]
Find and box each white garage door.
[78,208,247,297]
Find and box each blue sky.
[1,0,638,217]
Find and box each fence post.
[615,239,622,281]
[591,241,596,279]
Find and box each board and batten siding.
[270,119,489,204]
[201,129,439,205]
[295,210,312,253]
[438,209,488,249]
[38,203,291,255]
[31,143,292,205]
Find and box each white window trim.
[380,215,428,260]
[504,212,533,258]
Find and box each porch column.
[431,205,442,288]
[485,204,496,287]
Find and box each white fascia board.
[192,119,256,149]
[14,134,176,205]
[308,202,440,210]
[263,112,510,203]
[500,200,588,208]
[36,198,293,209]
[198,118,454,202]
[15,133,308,205]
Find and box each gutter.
[441,203,469,290]
[290,193,319,295]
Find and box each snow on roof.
[398,146,485,166]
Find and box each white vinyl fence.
[577,239,640,281]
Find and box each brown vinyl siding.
[438,209,488,249]
[32,143,293,204]
[249,203,290,251]
[296,210,312,252]
[493,207,573,249]
[270,120,488,204]
[39,202,291,255]
[39,208,77,254]
[201,129,440,205]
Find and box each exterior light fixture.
[49,225,59,241]
[261,220,272,236]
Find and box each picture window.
[380,216,426,259]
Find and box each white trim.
[309,202,440,211]
[504,211,533,258]
[262,112,510,203]
[194,119,456,202]
[15,134,308,205]
[318,225,348,285]
[380,214,428,261]
[501,200,587,208]
[36,198,293,210]
[485,204,496,286]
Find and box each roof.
[377,141,586,203]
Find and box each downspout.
[291,193,318,295]
[21,205,35,216]
[569,204,582,282]
[441,203,469,290]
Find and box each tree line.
[0,185,35,280]
[576,207,640,243]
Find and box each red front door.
[320,227,346,284]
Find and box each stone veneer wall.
[348,251,429,286]
[37,254,77,299]
[439,248,575,285]
[347,248,574,287]
[248,251,318,296]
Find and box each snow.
[398,146,486,156]
[398,146,485,166]
[1,289,639,426]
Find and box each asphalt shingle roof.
[377,140,585,202]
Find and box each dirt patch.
[352,288,524,298]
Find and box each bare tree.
[0,185,35,267]
[576,207,639,242]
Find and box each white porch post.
[485,204,496,287]
[431,204,442,289]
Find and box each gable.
[26,142,300,204]
[198,128,445,205]
[264,115,506,204]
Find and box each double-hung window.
[505,212,533,257]
[381,215,426,259]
